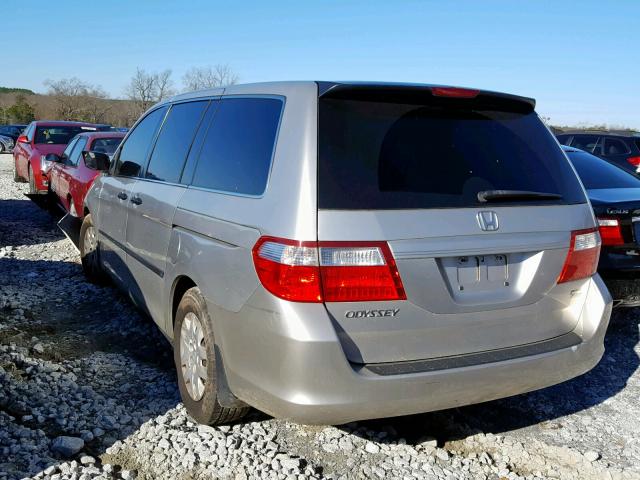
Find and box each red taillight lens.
[431,87,479,98]
[252,237,406,302]
[557,228,601,284]
[597,218,624,246]
[626,156,640,167]
[252,237,322,302]
[319,242,406,302]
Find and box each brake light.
[597,218,624,246]
[557,228,601,284]
[626,156,640,167]
[252,237,406,302]
[431,87,479,98]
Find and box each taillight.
[597,218,624,246]
[431,87,479,98]
[252,237,322,302]
[626,156,640,167]
[252,237,406,303]
[557,228,601,284]
[319,242,406,302]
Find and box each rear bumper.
[219,275,612,425]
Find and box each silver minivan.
[81,81,612,425]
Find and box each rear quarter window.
[319,97,586,209]
[191,97,283,196]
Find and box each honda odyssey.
[80,81,612,425]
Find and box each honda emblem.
[477,211,499,231]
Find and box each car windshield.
[35,126,93,145]
[91,137,123,155]
[319,95,586,209]
[566,149,640,190]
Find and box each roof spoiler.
[317,82,536,113]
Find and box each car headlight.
[41,155,54,175]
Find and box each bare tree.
[44,78,108,121]
[125,68,175,116]
[182,64,239,91]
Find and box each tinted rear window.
[566,150,640,190]
[319,97,586,209]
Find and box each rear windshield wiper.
[477,190,563,203]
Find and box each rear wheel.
[28,164,37,194]
[174,287,248,425]
[79,214,106,284]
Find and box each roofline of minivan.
[159,81,536,110]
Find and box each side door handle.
[117,192,128,201]
[130,196,142,205]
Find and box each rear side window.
[568,150,640,189]
[603,138,631,156]
[191,97,282,196]
[319,97,586,209]
[115,107,167,177]
[570,135,601,153]
[146,100,209,183]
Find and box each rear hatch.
[317,84,595,364]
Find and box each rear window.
[566,150,640,190]
[319,97,586,209]
[91,137,123,156]
[35,126,94,145]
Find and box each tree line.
[0,64,238,127]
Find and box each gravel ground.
[0,152,639,480]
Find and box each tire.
[28,163,37,194]
[79,214,107,284]
[174,287,248,425]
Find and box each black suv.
[556,131,640,175]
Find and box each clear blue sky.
[3,0,639,128]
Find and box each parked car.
[13,121,102,193]
[0,135,14,153]
[557,131,640,176]
[0,124,27,142]
[564,145,640,306]
[0,124,27,153]
[79,81,611,426]
[45,131,125,217]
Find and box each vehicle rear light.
[431,87,479,98]
[252,237,322,302]
[557,228,601,284]
[252,237,406,302]
[597,218,624,246]
[626,156,640,167]
[319,242,406,302]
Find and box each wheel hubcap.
[180,312,208,401]
[84,225,97,254]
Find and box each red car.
[13,121,103,194]
[47,131,125,217]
